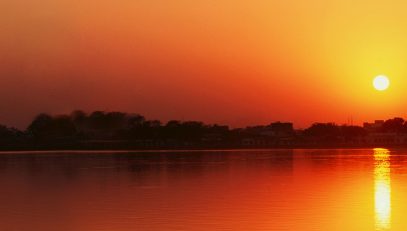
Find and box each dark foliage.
[0,110,404,150]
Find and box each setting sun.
[373,75,390,91]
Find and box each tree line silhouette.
[0,110,406,150]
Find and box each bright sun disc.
[373,75,390,91]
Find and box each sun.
[373,75,390,91]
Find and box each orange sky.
[2,0,407,128]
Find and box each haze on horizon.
[2,0,407,129]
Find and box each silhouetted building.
[240,122,295,146]
[363,120,385,132]
[357,132,407,145]
[268,122,294,137]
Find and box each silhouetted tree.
[52,115,77,137]
[381,117,405,133]
[340,125,367,140]
[127,114,145,128]
[88,111,107,130]
[27,113,76,140]
[0,125,18,144]
[105,112,127,130]
[71,110,87,126]
[27,113,54,138]
[180,121,205,141]
[304,123,341,142]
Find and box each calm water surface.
[1,149,406,231]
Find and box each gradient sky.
[2,0,407,128]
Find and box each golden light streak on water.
[374,148,391,230]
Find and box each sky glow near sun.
[1,0,407,128]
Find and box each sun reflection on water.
[374,148,391,230]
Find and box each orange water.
[0,149,405,231]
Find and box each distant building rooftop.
[363,120,384,132]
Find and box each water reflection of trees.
[0,150,294,183]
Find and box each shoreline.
[0,145,401,153]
